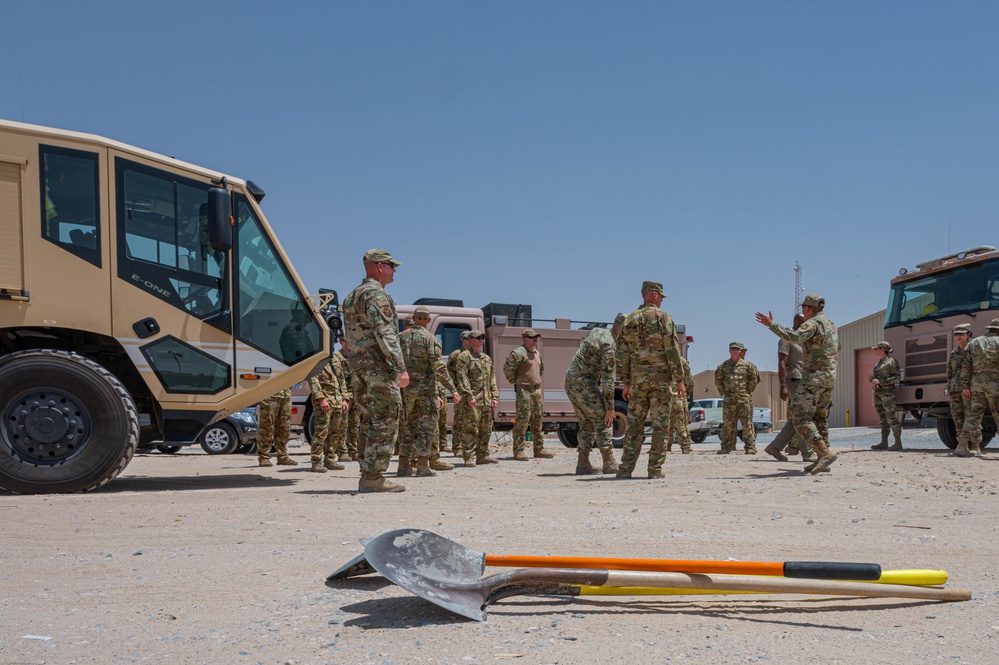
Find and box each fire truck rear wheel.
[556,429,579,448]
[0,350,138,494]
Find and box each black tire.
[156,445,181,454]
[557,429,579,448]
[199,421,239,455]
[936,417,994,450]
[612,400,628,448]
[936,418,958,449]
[690,431,707,444]
[0,350,138,494]
[303,402,315,444]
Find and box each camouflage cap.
[403,315,414,327]
[953,323,972,335]
[413,305,430,318]
[522,328,541,338]
[362,248,402,267]
[802,293,825,308]
[641,281,665,294]
[872,341,893,353]
[459,330,471,340]
[467,329,485,339]
[729,342,745,350]
[988,317,999,331]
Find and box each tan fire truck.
[0,120,330,493]
[301,300,689,448]
[883,245,999,449]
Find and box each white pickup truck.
[687,398,772,444]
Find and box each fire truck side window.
[39,145,101,267]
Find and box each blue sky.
[2,1,996,373]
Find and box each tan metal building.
[830,310,886,428]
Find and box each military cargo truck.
[0,120,330,492]
[883,245,999,449]
[303,301,689,448]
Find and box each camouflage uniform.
[343,277,405,477]
[399,322,456,462]
[455,349,499,463]
[770,338,811,457]
[957,324,999,454]
[503,342,546,457]
[257,389,292,463]
[666,357,694,453]
[871,353,902,440]
[565,327,616,454]
[437,381,449,452]
[616,300,684,477]
[447,346,467,456]
[947,342,968,437]
[767,304,838,469]
[331,349,357,460]
[715,353,760,453]
[308,358,346,468]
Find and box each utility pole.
[793,261,803,318]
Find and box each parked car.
[197,408,259,455]
[688,398,771,443]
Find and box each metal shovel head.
[364,528,490,620]
[327,538,375,581]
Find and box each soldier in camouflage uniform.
[566,314,624,474]
[715,342,760,454]
[454,330,500,466]
[256,389,295,467]
[447,331,472,458]
[616,281,685,479]
[331,337,357,462]
[947,324,972,447]
[666,356,694,454]
[765,314,816,463]
[955,317,999,457]
[869,341,903,451]
[342,248,409,493]
[307,357,347,472]
[398,306,459,476]
[436,380,450,453]
[504,328,552,460]
[756,293,839,475]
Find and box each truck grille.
[904,334,948,381]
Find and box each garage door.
[854,348,880,426]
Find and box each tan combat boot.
[310,461,327,473]
[463,458,476,468]
[431,458,455,471]
[358,472,405,493]
[954,438,974,457]
[801,450,818,462]
[745,446,757,455]
[575,450,596,475]
[809,454,838,474]
[396,456,413,477]
[887,433,902,451]
[276,457,298,466]
[648,468,664,479]
[534,447,554,459]
[324,458,345,470]
[871,433,889,450]
[415,456,435,477]
[258,458,272,467]
[600,448,619,474]
[764,444,788,462]
[476,454,499,465]
[513,450,530,461]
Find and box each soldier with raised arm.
[342,249,409,493]
[615,281,685,479]
[756,294,839,475]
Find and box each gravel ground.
[2,426,997,664]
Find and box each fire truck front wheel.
[0,350,138,494]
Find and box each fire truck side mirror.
[207,187,233,252]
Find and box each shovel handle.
[485,554,880,580]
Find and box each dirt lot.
[1,427,997,664]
